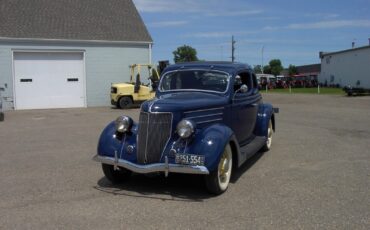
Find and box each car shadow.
[230,150,265,183]
[94,173,214,202]
[94,151,266,200]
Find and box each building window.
[326,57,331,64]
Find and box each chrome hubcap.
[218,146,232,190]
[266,120,272,148]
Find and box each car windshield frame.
[158,69,231,94]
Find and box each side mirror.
[233,84,249,101]
[239,84,248,93]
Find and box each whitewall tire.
[205,144,233,195]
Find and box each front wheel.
[261,119,273,152]
[102,164,131,183]
[0,112,4,122]
[205,144,233,195]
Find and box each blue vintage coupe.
[94,62,278,194]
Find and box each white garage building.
[319,45,370,89]
[0,0,152,110]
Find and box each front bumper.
[93,154,210,176]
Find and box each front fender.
[254,103,275,137]
[97,121,139,162]
[180,124,235,172]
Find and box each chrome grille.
[137,112,172,164]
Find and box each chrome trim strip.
[185,112,223,120]
[196,118,223,124]
[93,155,209,175]
[157,89,225,94]
[184,107,224,114]
[144,113,150,163]
[148,97,160,113]
[159,113,174,162]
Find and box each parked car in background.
[94,62,278,195]
[275,75,288,88]
[257,74,276,89]
[289,74,318,88]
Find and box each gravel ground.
[0,94,369,229]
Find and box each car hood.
[141,92,228,113]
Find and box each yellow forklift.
[110,64,160,109]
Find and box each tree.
[253,65,263,74]
[288,64,298,76]
[173,45,199,63]
[263,65,271,74]
[269,59,284,76]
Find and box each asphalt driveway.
[0,94,369,229]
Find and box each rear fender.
[254,103,275,137]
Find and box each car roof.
[163,61,253,75]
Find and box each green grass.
[261,87,345,95]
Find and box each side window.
[252,74,258,89]
[235,72,253,93]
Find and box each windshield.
[160,70,229,93]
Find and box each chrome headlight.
[115,116,133,133]
[176,119,196,139]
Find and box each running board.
[238,136,266,167]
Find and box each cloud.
[206,10,263,17]
[304,13,340,19]
[186,31,256,38]
[148,21,189,28]
[262,26,280,31]
[287,20,370,29]
[133,0,205,13]
[133,0,263,17]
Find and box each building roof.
[281,64,320,77]
[320,45,370,58]
[296,64,321,74]
[0,0,152,43]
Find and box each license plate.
[175,154,205,166]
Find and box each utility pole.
[261,45,264,74]
[231,36,236,62]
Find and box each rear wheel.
[102,164,131,183]
[118,96,133,109]
[261,119,273,152]
[205,144,233,195]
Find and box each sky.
[133,0,370,68]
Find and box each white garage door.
[14,52,85,110]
